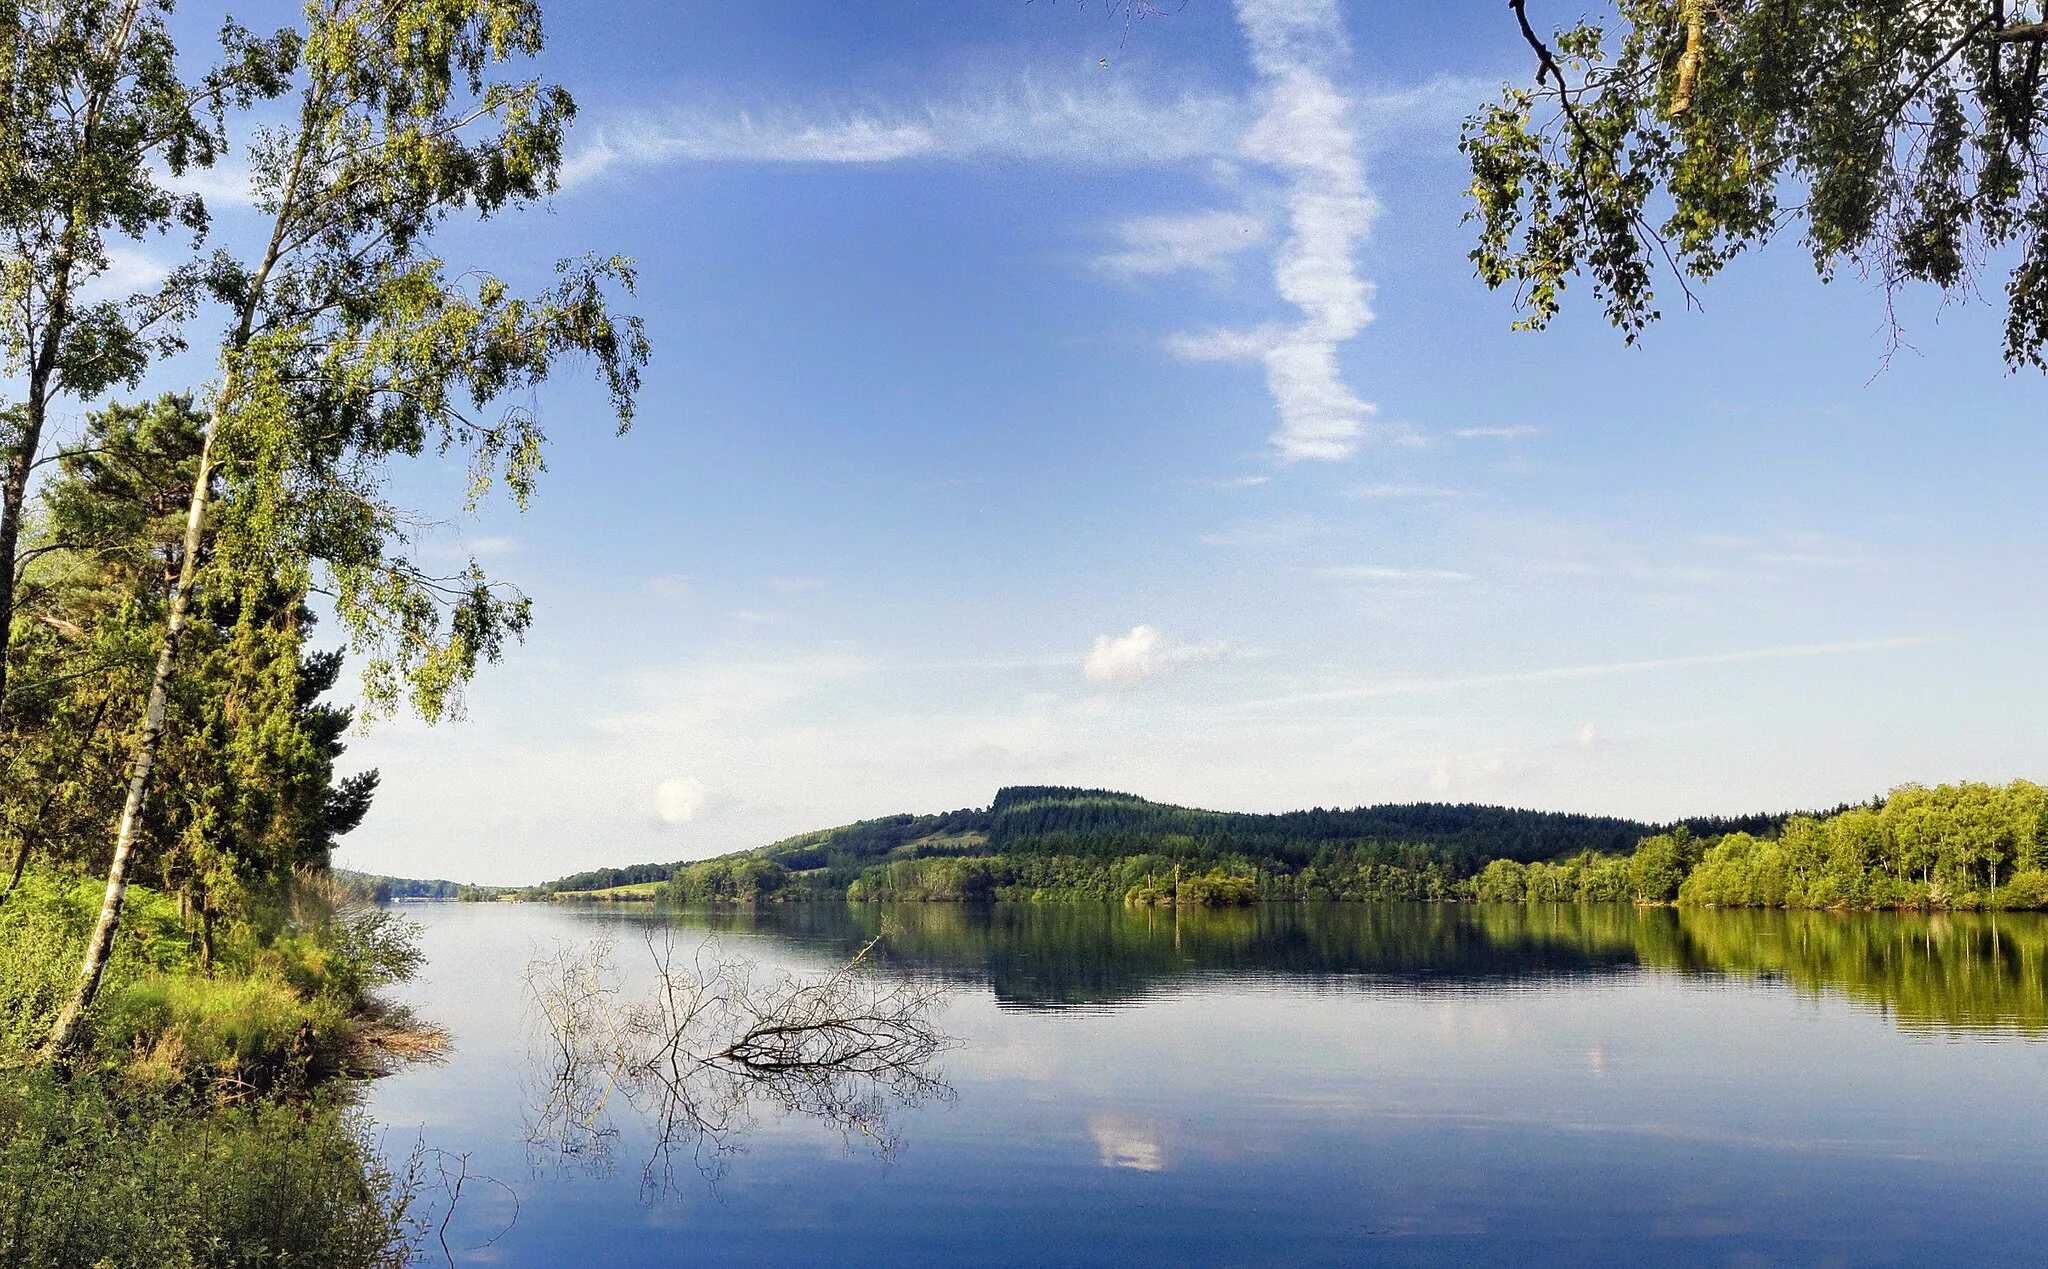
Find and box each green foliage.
[198,0,648,725]
[0,867,424,1098]
[1129,867,1259,907]
[849,857,1009,903]
[662,858,791,904]
[3,396,374,939]
[1679,780,2048,908]
[0,1070,416,1268]
[1466,1,2048,363]
[1629,829,1700,902]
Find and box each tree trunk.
[43,402,220,1059]
[198,894,214,974]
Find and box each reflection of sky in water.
[372,904,2048,1266]
[1088,1114,1167,1171]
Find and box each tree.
[0,0,246,729]
[4,394,376,963]
[44,0,647,1057]
[1466,1,2048,362]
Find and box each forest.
[545,782,2048,913]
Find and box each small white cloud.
[463,535,518,557]
[1165,323,1289,362]
[1317,565,1471,582]
[655,776,709,824]
[1577,722,1599,748]
[1453,425,1540,439]
[1095,208,1269,278]
[1083,626,1229,685]
[158,158,257,208]
[1085,625,1165,684]
[77,246,172,304]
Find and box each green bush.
[0,1070,417,1268]
[663,858,792,904]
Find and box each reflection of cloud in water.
[1089,1114,1169,1171]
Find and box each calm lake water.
[369,901,2048,1266]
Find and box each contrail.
[1225,636,1932,711]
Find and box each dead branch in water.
[523,930,953,1194]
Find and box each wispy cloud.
[77,245,172,304]
[1083,625,1230,685]
[1095,208,1269,278]
[1230,637,1932,711]
[558,80,1252,187]
[1199,513,1313,547]
[1346,483,1466,499]
[1165,0,1382,463]
[551,8,1405,464]
[1317,564,1471,582]
[1454,425,1540,440]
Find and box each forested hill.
[533,786,1822,893]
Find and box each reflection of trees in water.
[663,902,2048,1033]
[523,933,952,1196]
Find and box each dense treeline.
[1679,781,2048,910]
[553,785,1743,897]
[629,782,2048,913]
[539,861,681,894]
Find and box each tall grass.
[0,868,436,1265]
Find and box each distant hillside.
[532,786,1824,894]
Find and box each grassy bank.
[0,868,432,1266]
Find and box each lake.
[369,901,2048,1266]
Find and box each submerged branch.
[522,931,953,1195]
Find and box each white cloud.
[547,17,1441,462]
[1085,625,1166,684]
[1083,625,1230,685]
[1094,208,1269,278]
[158,158,257,209]
[77,245,172,304]
[558,80,1252,187]
[655,776,710,824]
[1090,1114,1170,1171]
[1454,425,1540,439]
[1163,0,1383,463]
[1317,564,1471,582]
[1577,722,1599,748]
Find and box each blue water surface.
[368,902,2048,1266]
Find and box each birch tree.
[1468,1,2048,361]
[45,0,647,1057]
[0,0,245,729]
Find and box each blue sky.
[256,0,2048,883]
